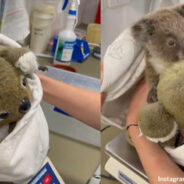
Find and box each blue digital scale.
[28,158,65,184]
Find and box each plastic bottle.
[54,0,78,64]
[30,4,56,53]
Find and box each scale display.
[28,162,61,184]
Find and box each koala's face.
[132,5,184,62]
[0,60,31,127]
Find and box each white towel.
[165,146,184,167]
[101,27,145,102]
[0,33,21,48]
[101,27,145,128]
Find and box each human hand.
[126,79,149,127]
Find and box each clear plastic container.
[39,65,100,92]
[30,4,56,53]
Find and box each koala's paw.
[15,52,38,74]
[138,102,177,145]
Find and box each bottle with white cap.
[54,0,78,64]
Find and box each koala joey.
[132,4,184,103]
[0,47,39,133]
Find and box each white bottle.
[30,4,56,53]
[54,2,77,64]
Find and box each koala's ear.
[0,49,8,57]
[175,4,184,17]
[132,18,155,43]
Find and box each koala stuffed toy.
[0,45,49,184]
[0,47,37,133]
[138,60,184,147]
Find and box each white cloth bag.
[0,34,49,183]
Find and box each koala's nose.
[19,98,31,113]
[0,111,9,120]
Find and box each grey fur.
[132,4,184,102]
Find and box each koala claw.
[16,52,38,74]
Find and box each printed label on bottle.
[55,40,76,62]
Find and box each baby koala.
[132,4,184,102]
[0,47,38,132]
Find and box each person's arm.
[38,74,100,130]
[126,80,184,184]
